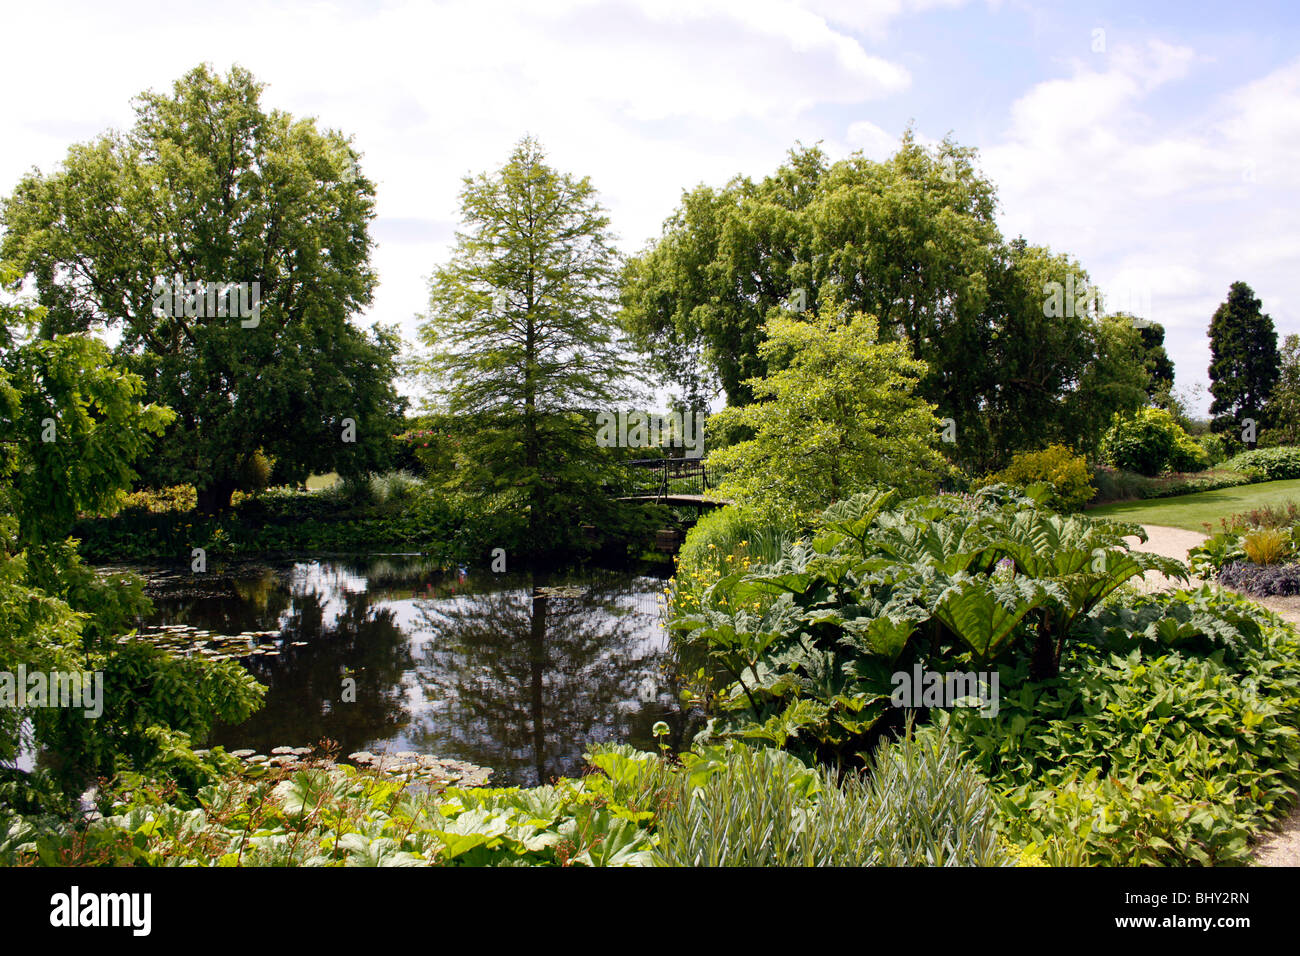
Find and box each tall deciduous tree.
[621,134,1148,471]
[418,137,632,552]
[1208,281,1279,442]
[980,243,1149,462]
[1,64,405,512]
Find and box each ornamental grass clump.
[1242,527,1290,566]
[651,726,1008,867]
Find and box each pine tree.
[1208,281,1279,444]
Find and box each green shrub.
[1101,408,1208,476]
[1188,532,1245,577]
[653,727,1008,867]
[673,491,1300,866]
[1200,433,1228,465]
[1132,469,1255,499]
[1224,445,1300,481]
[677,504,797,580]
[1087,466,1144,504]
[980,445,1094,512]
[366,470,426,514]
[949,587,1300,865]
[6,735,1007,868]
[1168,430,1211,472]
[119,484,197,513]
[670,491,1186,768]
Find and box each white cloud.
[0,0,914,376]
[980,42,1300,412]
[2,2,1297,420]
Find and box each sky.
[1,0,1297,416]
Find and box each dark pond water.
[141,557,689,787]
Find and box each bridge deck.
[617,494,730,508]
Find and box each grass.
[1086,478,1300,532]
[305,472,340,490]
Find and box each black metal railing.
[621,457,723,500]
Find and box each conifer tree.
[1208,281,1279,444]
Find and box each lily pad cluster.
[197,744,492,788]
[124,623,289,662]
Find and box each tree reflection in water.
[408,570,674,786]
[154,559,680,787]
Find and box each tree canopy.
[0,64,405,511]
[417,137,634,552]
[0,271,261,799]
[620,133,1151,471]
[708,304,949,522]
[1208,280,1279,440]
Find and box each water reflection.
[146,558,683,786]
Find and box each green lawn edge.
[1086,477,1300,532]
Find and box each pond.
[138,556,689,787]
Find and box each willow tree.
[0,64,405,512]
[419,137,633,553]
[621,133,1150,471]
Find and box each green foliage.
[1,64,406,512]
[677,505,798,581]
[1087,465,1146,504]
[416,137,631,556]
[669,490,1184,768]
[949,587,1300,865]
[1199,432,1229,465]
[671,487,1300,865]
[1101,407,1208,477]
[1224,445,1300,481]
[1131,470,1255,500]
[0,268,266,806]
[1208,281,1280,434]
[652,726,1008,866]
[1187,532,1246,578]
[5,730,1009,867]
[980,445,1095,512]
[73,472,653,567]
[4,746,677,867]
[706,308,950,523]
[1265,334,1300,444]
[620,136,1150,471]
[120,484,196,513]
[1,333,174,543]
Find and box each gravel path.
[1122,524,1300,866]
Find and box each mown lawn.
[1086,478,1300,532]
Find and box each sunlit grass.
[1086,478,1300,532]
